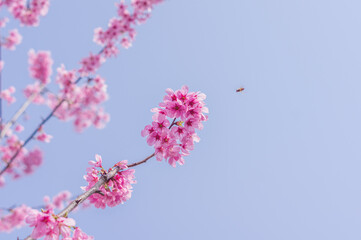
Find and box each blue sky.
[2,0,361,239]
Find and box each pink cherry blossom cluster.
[28,49,53,84]
[0,86,16,104]
[23,49,53,105]
[26,209,93,240]
[0,190,71,233]
[22,49,109,132]
[78,53,104,77]
[82,155,136,209]
[0,204,32,232]
[76,0,163,77]
[0,130,44,186]
[141,86,208,167]
[1,0,50,26]
[36,131,52,143]
[49,67,110,132]
[1,29,22,50]
[94,0,163,48]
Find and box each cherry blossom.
[36,132,53,143]
[5,0,50,26]
[28,49,53,84]
[72,227,94,240]
[142,86,208,167]
[93,0,164,59]
[23,82,46,104]
[43,191,72,211]
[0,132,44,182]
[48,72,110,132]
[25,208,76,239]
[22,148,42,174]
[14,124,24,132]
[82,154,136,209]
[78,53,104,77]
[1,29,22,50]
[0,86,16,104]
[0,205,32,232]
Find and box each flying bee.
[236,87,245,93]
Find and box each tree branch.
[23,152,155,240]
[0,76,86,176]
[0,98,66,176]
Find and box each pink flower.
[48,74,110,132]
[43,190,72,211]
[28,49,53,84]
[83,155,136,209]
[2,29,22,50]
[26,209,57,239]
[79,53,104,76]
[8,0,49,26]
[23,82,46,104]
[26,209,76,239]
[0,86,16,104]
[22,148,43,174]
[73,227,94,240]
[14,124,24,132]
[0,205,32,233]
[93,0,163,60]
[36,132,53,143]
[56,64,77,95]
[141,86,208,167]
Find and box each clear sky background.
[2,0,361,239]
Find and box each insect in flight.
[236,87,245,93]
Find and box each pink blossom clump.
[43,190,72,211]
[73,227,94,240]
[82,154,136,209]
[78,53,104,77]
[28,49,53,84]
[14,124,24,132]
[0,132,44,184]
[6,0,50,26]
[2,29,22,50]
[93,0,163,59]
[48,69,110,132]
[36,131,53,143]
[0,86,16,104]
[25,209,90,239]
[22,148,42,174]
[23,82,46,104]
[141,85,208,167]
[0,205,32,233]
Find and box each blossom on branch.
[141,86,208,167]
[1,29,22,50]
[0,86,16,104]
[28,49,53,84]
[26,208,76,239]
[5,0,50,26]
[82,154,136,209]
